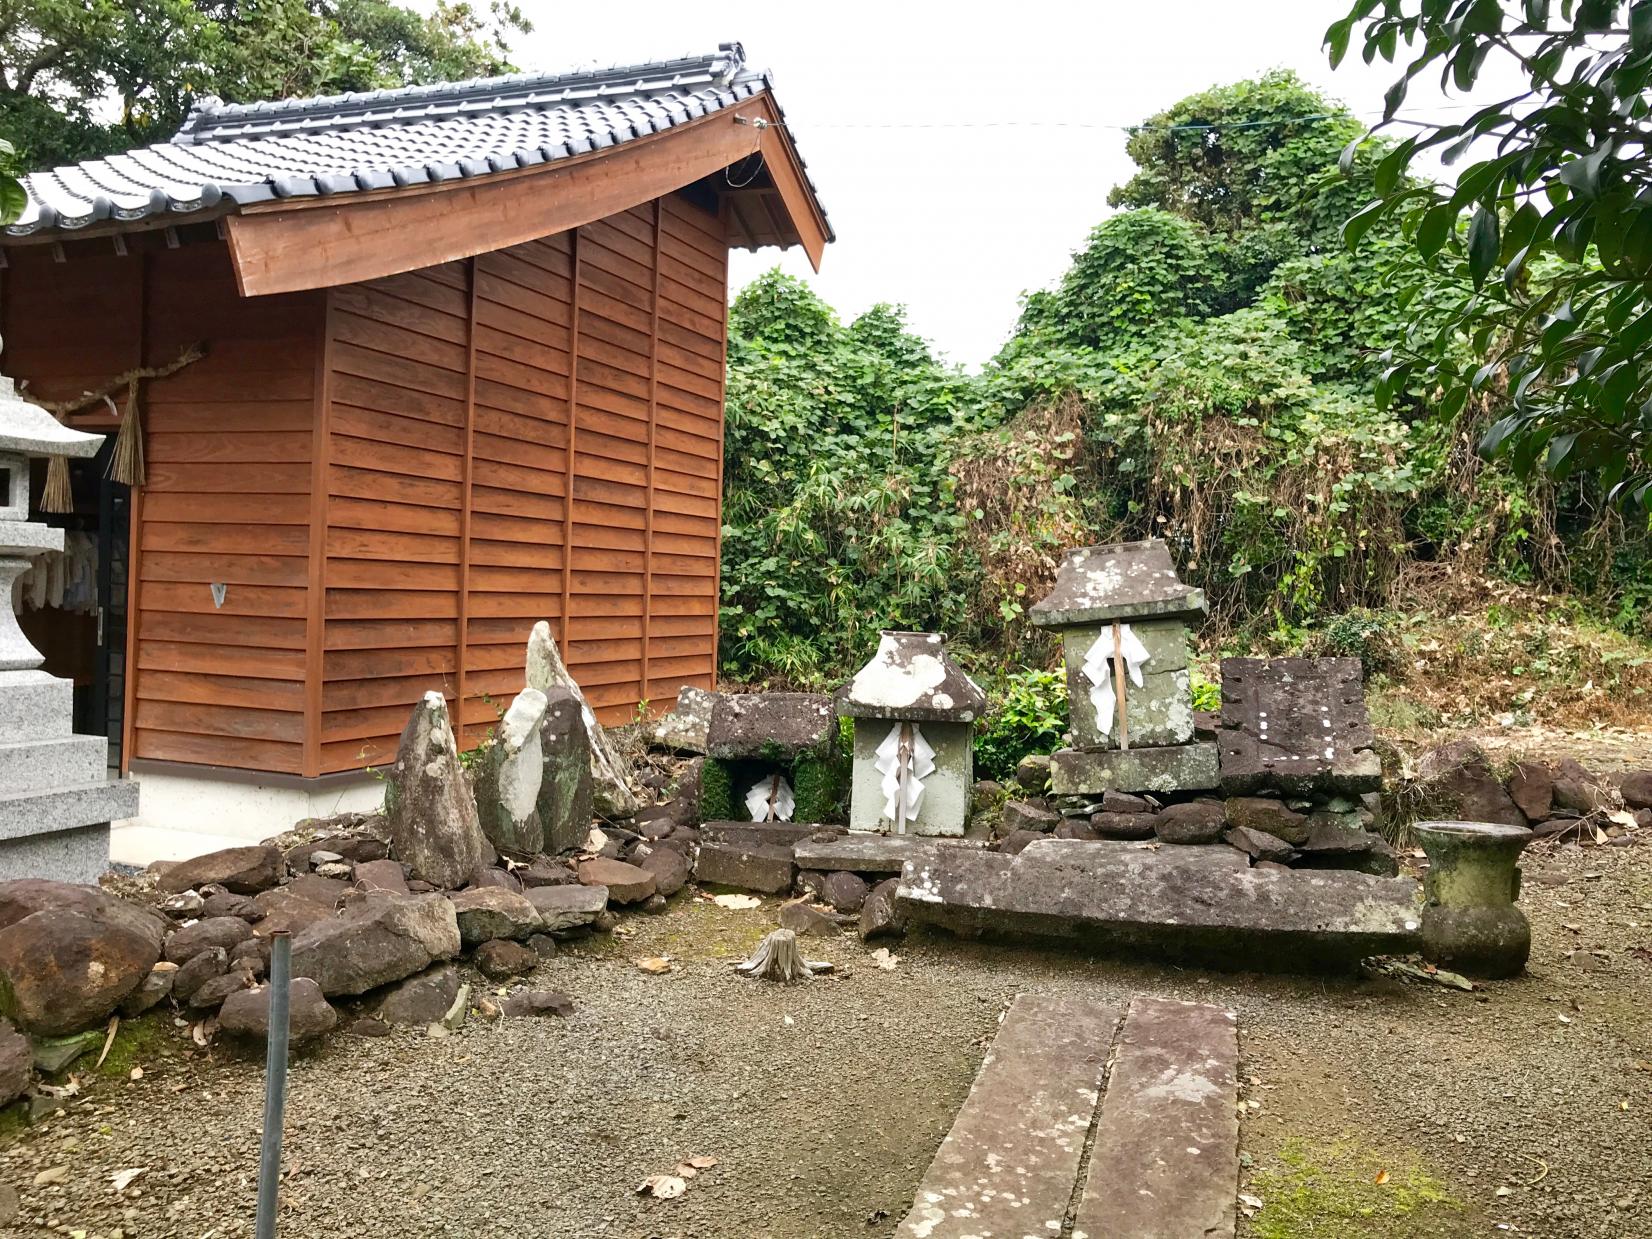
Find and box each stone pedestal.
[838,632,985,838]
[1415,820,1532,978]
[0,388,139,882]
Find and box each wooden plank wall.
[1,243,322,776]
[323,189,727,772]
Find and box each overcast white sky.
[506,1,1497,368]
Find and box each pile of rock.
[1411,743,1651,843]
[988,754,1398,876]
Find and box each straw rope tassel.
[109,377,145,487]
[40,441,72,515]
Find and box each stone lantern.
[1030,539,1218,796]
[0,363,138,880]
[839,631,985,837]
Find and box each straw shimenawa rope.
[26,342,204,510]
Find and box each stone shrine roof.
[1030,540,1206,628]
[837,631,986,723]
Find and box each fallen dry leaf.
[870,947,900,971]
[637,1173,687,1200]
[682,1155,718,1170]
[636,957,674,975]
[128,1067,142,1081]
[110,1168,146,1193]
[1374,1169,1390,1186]
[711,894,760,910]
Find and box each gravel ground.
[1,841,1649,1239]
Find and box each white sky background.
[502,1,1514,369]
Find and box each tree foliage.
[0,0,530,168]
[720,274,977,684]
[1330,0,1652,505]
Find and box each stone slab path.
[895,991,1239,1239]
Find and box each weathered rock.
[1218,657,1381,796]
[821,871,869,914]
[31,1029,102,1074]
[474,938,537,980]
[1552,758,1610,816]
[449,887,539,947]
[118,962,179,1016]
[187,968,257,1010]
[465,865,523,893]
[1101,790,1153,814]
[219,979,338,1045]
[382,692,490,889]
[377,964,463,1026]
[694,841,794,894]
[171,948,227,1002]
[523,884,607,932]
[231,935,269,971]
[638,847,690,897]
[1295,817,1400,877]
[1225,797,1310,845]
[1620,770,1652,811]
[517,857,576,888]
[1507,762,1555,823]
[199,892,263,922]
[700,821,821,848]
[159,890,204,918]
[859,878,907,941]
[1413,740,1525,828]
[0,881,164,945]
[1002,800,1061,833]
[164,916,254,964]
[1014,753,1052,793]
[285,873,351,910]
[1054,819,1100,841]
[0,1018,30,1106]
[157,846,284,896]
[286,834,388,870]
[651,686,719,754]
[527,933,559,959]
[575,858,655,904]
[252,889,337,938]
[778,899,842,937]
[291,893,461,997]
[1090,811,1158,841]
[1223,825,1294,864]
[997,829,1046,856]
[474,688,549,855]
[897,839,1422,969]
[1051,742,1220,797]
[525,621,637,819]
[0,903,163,1036]
[1154,801,1226,845]
[353,859,409,895]
[792,835,938,876]
[705,692,836,760]
[501,989,575,1018]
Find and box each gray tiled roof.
[10,42,809,238]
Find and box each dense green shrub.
[972,668,1069,783]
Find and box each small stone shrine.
[1031,540,1218,796]
[699,693,846,824]
[0,363,138,881]
[838,631,985,837]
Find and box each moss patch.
[1247,1139,1466,1238]
[92,1012,187,1081]
[699,758,735,823]
[793,753,848,824]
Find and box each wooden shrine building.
[0,44,829,849]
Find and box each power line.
[789,103,1490,134]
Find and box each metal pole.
[254,930,292,1239]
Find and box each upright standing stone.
[538,687,595,854]
[1031,540,1217,796]
[1218,657,1381,796]
[473,688,548,855]
[383,692,488,888]
[0,363,138,881]
[525,621,638,819]
[838,632,985,838]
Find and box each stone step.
[698,821,825,848]
[0,775,137,841]
[895,993,1240,1239]
[1073,996,1239,1239]
[897,838,1422,970]
[895,993,1118,1238]
[0,733,109,794]
[793,834,948,875]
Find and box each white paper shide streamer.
[1081,625,1149,738]
[875,721,936,831]
[746,774,795,822]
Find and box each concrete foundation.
[113,766,384,866]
